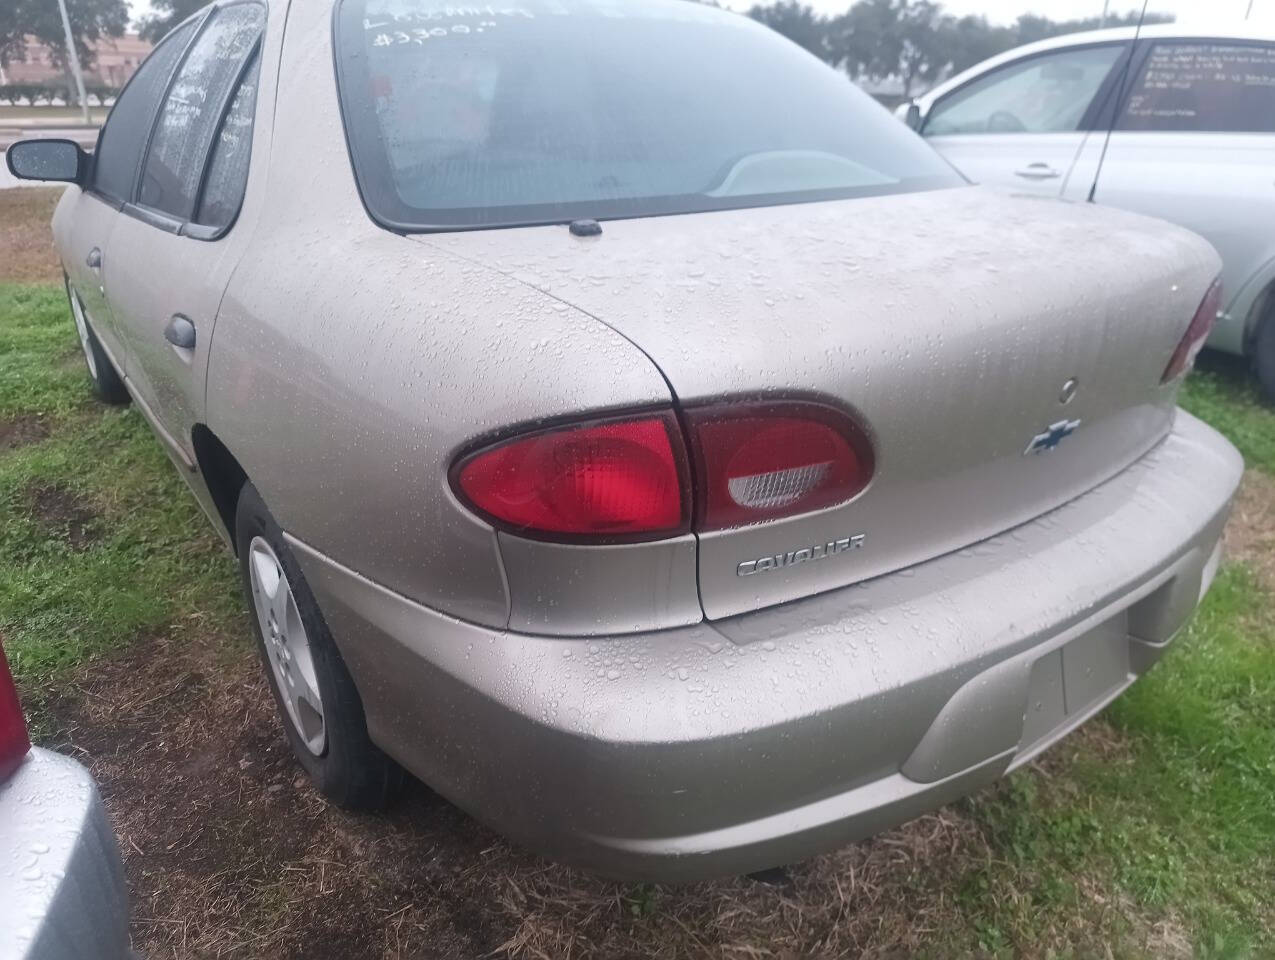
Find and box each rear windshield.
[334,0,962,230]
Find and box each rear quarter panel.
[205,0,676,628]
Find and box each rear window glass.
[1120,42,1275,133]
[334,0,961,230]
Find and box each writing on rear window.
[1122,42,1275,133]
[336,0,961,229]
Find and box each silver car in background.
[898,22,1275,397]
[7,0,1242,880]
[0,642,132,960]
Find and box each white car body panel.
[912,21,1275,356]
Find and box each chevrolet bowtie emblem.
[1025,418,1081,455]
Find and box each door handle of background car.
[163,315,196,350]
[86,248,102,269]
[1014,163,1061,180]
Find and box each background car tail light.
[455,413,689,538]
[686,402,875,531]
[1162,278,1223,383]
[0,639,31,782]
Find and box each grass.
[950,564,1275,956]
[1182,352,1275,474]
[2,189,1274,957]
[0,283,241,682]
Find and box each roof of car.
[916,19,1275,106]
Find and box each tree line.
[2,0,1169,104]
[744,0,1171,96]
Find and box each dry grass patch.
[1225,469,1275,593]
[0,187,63,283]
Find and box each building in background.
[0,34,152,89]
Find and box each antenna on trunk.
[1086,0,1152,203]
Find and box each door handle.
[86,247,102,269]
[163,315,196,350]
[1014,162,1061,180]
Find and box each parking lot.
[3,186,1273,958]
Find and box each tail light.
[454,412,689,538]
[1162,278,1222,383]
[685,401,874,531]
[452,400,874,540]
[0,639,31,782]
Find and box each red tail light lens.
[0,639,31,782]
[686,401,874,531]
[455,413,689,538]
[1162,278,1223,383]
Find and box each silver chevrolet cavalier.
[7,0,1243,881]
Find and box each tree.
[894,0,949,96]
[0,0,128,73]
[747,2,833,62]
[826,0,948,95]
[826,0,899,83]
[138,0,209,43]
[750,0,1174,99]
[941,14,1015,75]
[1014,10,1172,47]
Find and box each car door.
[103,2,267,467]
[55,17,204,368]
[921,42,1130,197]
[1065,38,1275,354]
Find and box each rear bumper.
[293,409,1242,882]
[0,748,132,960]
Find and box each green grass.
[1181,353,1275,474]
[0,283,241,681]
[952,565,1275,956]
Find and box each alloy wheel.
[248,536,326,756]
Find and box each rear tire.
[1256,304,1275,404]
[64,278,129,406]
[235,482,404,810]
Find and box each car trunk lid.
[414,186,1220,619]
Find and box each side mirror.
[893,101,923,132]
[5,138,88,184]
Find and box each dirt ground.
[0,412,51,452]
[0,189,64,283]
[1226,470,1275,594]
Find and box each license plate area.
[1020,612,1132,757]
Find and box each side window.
[925,44,1126,136]
[194,52,261,229]
[1120,42,1275,133]
[138,3,265,220]
[92,19,199,203]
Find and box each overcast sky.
[125,0,1272,28]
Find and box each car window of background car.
[925,44,1125,135]
[336,0,962,230]
[194,52,262,230]
[91,18,199,204]
[139,3,265,220]
[1120,42,1275,133]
